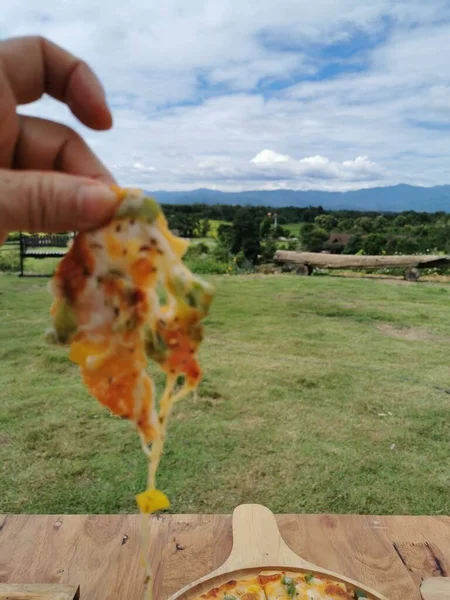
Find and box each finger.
[15,115,115,185]
[0,36,112,130]
[0,170,118,234]
[0,69,20,167]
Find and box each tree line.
[163,203,450,263]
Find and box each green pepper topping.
[304,573,314,584]
[108,268,124,278]
[171,274,214,315]
[53,298,77,343]
[116,196,161,224]
[354,591,367,599]
[281,575,296,598]
[145,328,168,363]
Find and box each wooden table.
[1,513,449,600]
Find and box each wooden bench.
[19,233,71,277]
[274,250,450,281]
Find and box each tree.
[393,214,408,229]
[302,206,324,223]
[273,224,289,238]
[354,217,375,234]
[373,215,388,231]
[260,240,278,262]
[300,224,328,252]
[362,233,387,255]
[314,214,338,232]
[232,208,261,263]
[336,218,354,232]
[199,218,211,237]
[217,223,234,249]
[343,234,364,255]
[260,218,272,239]
[169,213,200,238]
[386,237,420,255]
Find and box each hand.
[0,36,118,245]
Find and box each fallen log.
[273,251,450,280]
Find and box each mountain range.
[147,184,450,213]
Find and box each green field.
[0,273,449,515]
[209,220,301,238]
[209,219,227,236]
[285,222,302,236]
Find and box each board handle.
[220,504,315,571]
[421,577,450,600]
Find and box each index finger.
[0,36,112,131]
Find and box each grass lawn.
[209,219,227,236]
[285,222,302,237]
[0,273,449,515]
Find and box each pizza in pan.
[197,572,370,600]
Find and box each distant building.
[328,232,352,245]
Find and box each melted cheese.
[199,577,265,600]
[197,573,363,600]
[259,572,356,600]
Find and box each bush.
[235,251,247,268]
[0,248,20,272]
[186,256,230,275]
[213,243,231,262]
[185,242,209,259]
[323,241,344,254]
[260,240,277,263]
[279,241,299,251]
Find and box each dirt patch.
[376,323,436,341]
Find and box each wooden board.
[1,513,450,600]
[421,578,450,600]
[169,504,388,600]
[0,584,79,599]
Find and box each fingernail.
[77,184,118,226]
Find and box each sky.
[4,0,450,192]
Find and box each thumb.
[0,169,118,240]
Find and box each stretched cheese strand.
[47,188,214,600]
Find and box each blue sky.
[5,0,450,191]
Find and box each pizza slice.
[46,186,215,600]
[47,187,213,483]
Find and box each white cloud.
[250,151,384,182]
[251,150,291,164]
[132,162,156,172]
[4,0,450,193]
